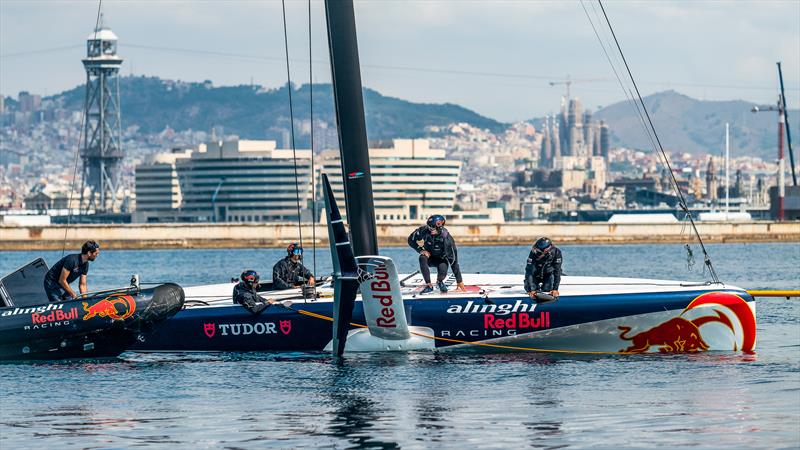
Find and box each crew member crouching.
[524,237,562,300]
[408,214,466,294]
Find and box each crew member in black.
[43,240,100,302]
[408,214,466,294]
[524,237,562,299]
[272,243,315,290]
[233,270,274,315]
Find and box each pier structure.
[1,221,797,250]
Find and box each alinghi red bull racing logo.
[618,291,756,353]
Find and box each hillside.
[594,90,799,159]
[50,76,506,146]
[42,79,798,160]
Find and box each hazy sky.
[1,0,798,122]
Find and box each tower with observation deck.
[80,14,123,213]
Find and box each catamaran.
[133,0,757,356]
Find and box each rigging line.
[7,42,793,93]
[586,1,665,176]
[282,0,304,249]
[597,0,719,283]
[584,1,690,233]
[0,44,83,59]
[63,0,104,257]
[584,0,679,222]
[114,43,799,92]
[581,1,659,161]
[309,0,316,277]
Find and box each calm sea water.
[1,243,798,449]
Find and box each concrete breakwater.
[1,221,798,250]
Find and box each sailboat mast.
[725,122,730,214]
[324,0,379,257]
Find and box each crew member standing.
[43,240,100,302]
[524,237,562,300]
[408,214,466,294]
[233,270,274,315]
[272,243,315,290]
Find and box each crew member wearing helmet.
[233,270,274,315]
[408,215,466,294]
[524,237,562,299]
[272,243,315,291]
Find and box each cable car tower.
[80,14,123,213]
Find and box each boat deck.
[180,274,735,310]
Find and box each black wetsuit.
[524,246,563,293]
[43,253,89,302]
[232,282,270,315]
[272,257,313,291]
[407,226,463,284]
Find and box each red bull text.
[370,265,397,329]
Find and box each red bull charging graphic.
[82,294,137,321]
[618,291,756,353]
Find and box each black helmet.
[426,214,446,230]
[533,237,552,256]
[287,242,303,256]
[241,269,259,288]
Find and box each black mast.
[777,62,797,186]
[324,0,379,257]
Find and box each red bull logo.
[32,308,78,324]
[82,294,137,321]
[370,264,397,329]
[618,291,756,353]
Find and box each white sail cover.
[357,256,411,340]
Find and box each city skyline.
[1,0,798,122]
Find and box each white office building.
[319,139,462,222]
[134,140,312,223]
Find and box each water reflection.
[523,381,564,447]
[0,266,796,449]
[412,363,452,444]
[323,356,400,449]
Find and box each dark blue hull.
[0,283,184,361]
[134,289,756,353]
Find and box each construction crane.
[548,75,607,102]
[750,61,798,221]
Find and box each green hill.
[50,76,505,146]
[594,90,799,159]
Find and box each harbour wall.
[1,221,798,250]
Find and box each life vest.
[424,229,449,257]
